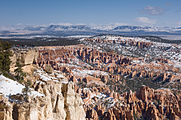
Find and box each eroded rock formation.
[0,79,85,120]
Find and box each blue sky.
[0,0,181,27]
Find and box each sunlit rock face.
[10,48,39,72]
[0,73,86,120]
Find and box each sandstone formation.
[0,71,85,120]
[3,35,181,120]
[83,86,181,120]
[10,48,39,72]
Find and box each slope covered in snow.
[0,75,43,97]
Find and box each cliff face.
[0,76,85,120]
[1,47,85,120]
[32,79,86,120]
[10,48,39,72]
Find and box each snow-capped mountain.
[46,24,91,31]
[1,24,181,37]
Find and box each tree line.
[0,37,80,47]
[0,41,12,74]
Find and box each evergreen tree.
[0,52,5,72]
[0,40,12,73]
[22,80,31,101]
[14,58,26,83]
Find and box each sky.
[0,0,181,27]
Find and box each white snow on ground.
[85,35,181,71]
[89,35,178,48]
[58,63,80,68]
[36,69,56,81]
[36,69,67,80]
[131,60,141,64]
[72,69,108,77]
[83,89,117,109]
[0,75,24,96]
[71,57,92,67]
[35,69,68,84]
[0,75,44,97]
[39,74,52,81]
[54,72,65,79]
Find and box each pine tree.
[14,58,26,83]
[0,40,12,74]
[0,52,5,71]
[22,80,31,101]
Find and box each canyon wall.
[0,76,86,120]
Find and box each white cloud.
[136,17,156,24]
[144,6,163,15]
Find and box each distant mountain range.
[0,24,181,37]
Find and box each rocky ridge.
[0,53,86,120]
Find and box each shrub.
[44,64,53,74]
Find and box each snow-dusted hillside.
[0,75,43,97]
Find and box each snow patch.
[0,75,44,98]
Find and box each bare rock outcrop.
[10,48,39,72]
[0,81,86,120]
